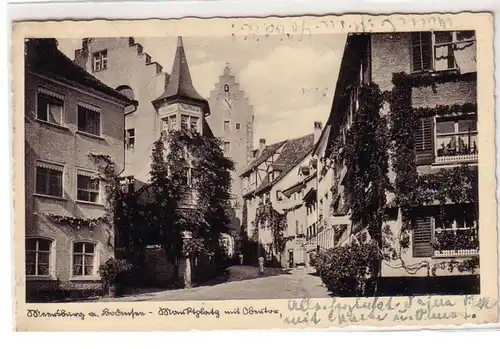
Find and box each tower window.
[125,128,135,149]
[92,50,108,72]
[224,84,230,92]
[181,115,189,130]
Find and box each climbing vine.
[387,71,479,275]
[253,198,289,254]
[44,153,121,243]
[116,128,235,263]
[337,83,391,247]
[322,72,480,283]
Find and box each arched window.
[224,84,230,92]
[25,237,53,276]
[115,85,135,101]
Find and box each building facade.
[313,31,478,290]
[24,39,136,301]
[207,65,255,240]
[74,37,167,186]
[240,124,318,266]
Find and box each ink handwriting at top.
[230,16,453,41]
[231,20,312,42]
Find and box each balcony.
[433,227,479,258]
[435,132,478,165]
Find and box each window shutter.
[412,216,434,258]
[415,117,434,165]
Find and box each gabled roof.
[312,34,369,159]
[254,133,315,195]
[240,140,286,177]
[25,39,137,106]
[152,37,210,115]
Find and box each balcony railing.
[433,227,479,257]
[435,133,478,164]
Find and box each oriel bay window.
[77,172,100,203]
[72,242,97,276]
[36,161,63,197]
[25,238,53,277]
[77,103,101,136]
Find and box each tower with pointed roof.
[153,37,211,138]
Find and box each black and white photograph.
[22,24,484,306]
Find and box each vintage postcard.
[12,12,498,331]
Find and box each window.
[224,141,231,153]
[92,50,108,72]
[72,242,96,276]
[432,205,478,257]
[276,190,283,201]
[411,32,433,72]
[411,31,476,73]
[37,92,63,125]
[161,117,169,132]
[77,104,101,136]
[77,173,100,203]
[181,115,189,130]
[190,116,199,131]
[435,116,478,162]
[224,121,230,132]
[224,84,230,92]
[36,162,63,197]
[236,123,241,130]
[125,128,135,149]
[169,115,177,129]
[25,238,52,276]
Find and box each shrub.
[314,240,380,297]
[98,258,133,288]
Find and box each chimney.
[259,138,266,152]
[313,121,323,143]
[75,38,91,70]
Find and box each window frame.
[410,31,476,73]
[35,161,64,198]
[77,102,102,137]
[223,141,231,153]
[224,120,231,132]
[25,237,56,280]
[433,113,478,163]
[92,50,108,72]
[125,128,135,149]
[236,123,241,130]
[36,88,65,126]
[70,240,100,280]
[76,170,101,204]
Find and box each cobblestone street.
[99,266,330,302]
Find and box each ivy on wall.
[323,71,480,279]
[253,198,289,254]
[341,83,391,247]
[116,129,235,263]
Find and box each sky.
[57,34,347,146]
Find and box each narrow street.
[99,266,330,302]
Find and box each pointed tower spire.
[152,36,210,115]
